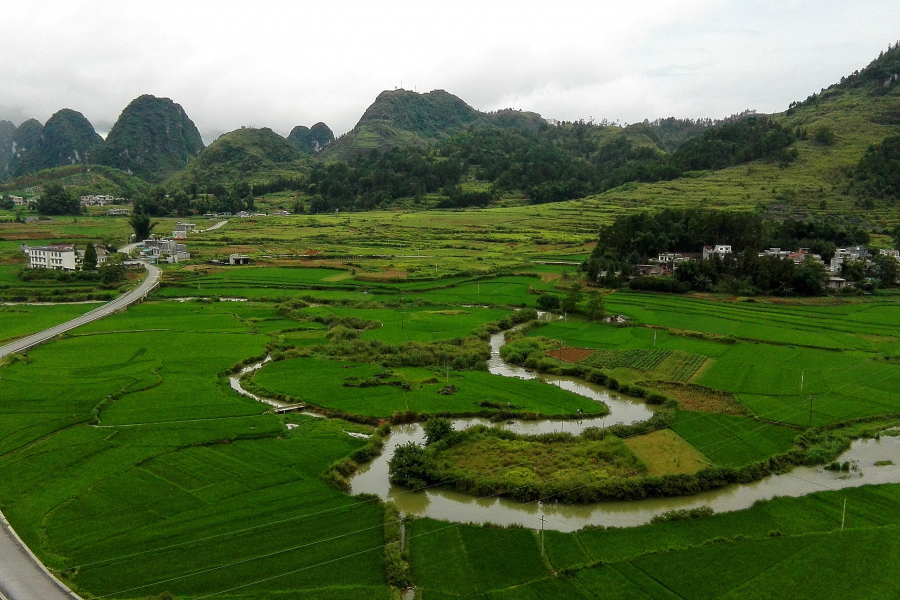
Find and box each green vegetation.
[98,94,205,183]
[251,357,605,419]
[289,122,335,155]
[165,126,311,192]
[13,109,102,176]
[2,44,900,600]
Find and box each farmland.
[2,205,900,598]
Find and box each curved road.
[0,262,161,359]
[0,262,161,600]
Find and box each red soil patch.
[546,347,595,363]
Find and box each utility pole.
[540,515,546,555]
[801,371,804,392]
[654,331,657,347]
[808,394,815,427]
[841,498,847,531]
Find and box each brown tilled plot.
[546,347,595,363]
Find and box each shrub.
[423,417,454,445]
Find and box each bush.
[388,442,432,489]
[423,417,454,445]
[536,293,560,310]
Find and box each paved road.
[0,263,161,599]
[201,220,228,232]
[0,514,80,600]
[0,262,161,360]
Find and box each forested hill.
[319,88,545,162]
[0,120,15,177]
[288,122,335,154]
[165,127,311,192]
[12,109,102,176]
[98,95,205,183]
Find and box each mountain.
[165,127,309,190]
[14,109,102,176]
[287,122,334,154]
[8,118,43,176]
[0,120,16,178]
[0,164,150,200]
[98,95,205,183]
[319,88,545,161]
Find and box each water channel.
[348,331,900,532]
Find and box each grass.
[532,292,900,426]
[0,302,103,344]
[669,411,799,467]
[623,429,708,475]
[430,432,642,484]
[0,300,389,598]
[252,357,607,418]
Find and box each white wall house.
[141,238,190,263]
[28,245,78,271]
[702,245,732,260]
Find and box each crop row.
[672,353,708,382]
[580,349,672,371]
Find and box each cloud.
[1,0,897,142]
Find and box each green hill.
[8,118,44,176]
[166,126,310,191]
[98,94,205,183]
[525,45,900,228]
[13,109,102,176]
[0,120,15,178]
[0,164,151,200]
[320,88,545,161]
[288,122,334,154]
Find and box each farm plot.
[580,349,672,371]
[0,301,390,599]
[251,357,606,418]
[546,346,595,363]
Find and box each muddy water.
[349,330,900,532]
[228,356,291,408]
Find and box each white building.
[141,238,190,263]
[879,249,900,262]
[830,246,870,273]
[702,245,732,260]
[176,222,197,233]
[28,244,78,271]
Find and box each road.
[0,263,161,599]
[201,220,228,232]
[0,262,161,360]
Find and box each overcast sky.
[3,1,898,143]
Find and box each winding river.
[347,331,900,532]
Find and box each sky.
[3,0,898,144]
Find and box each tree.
[36,183,80,215]
[387,442,431,490]
[423,418,453,445]
[586,291,605,320]
[870,253,900,286]
[792,259,828,295]
[560,283,583,313]
[99,253,125,286]
[536,293,560,310]
[82,243,97,270]
[129,212,154,241]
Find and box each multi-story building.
[27,244,78,270]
